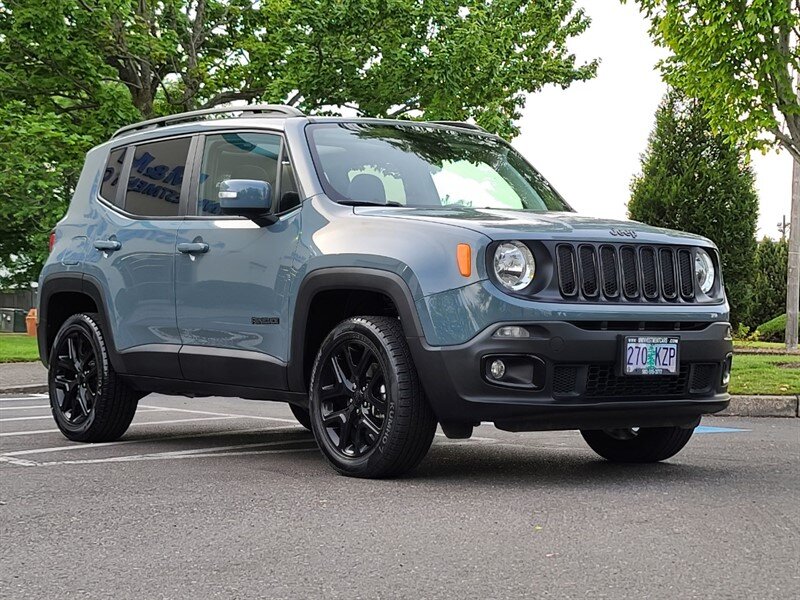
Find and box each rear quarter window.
[100,148,126,205]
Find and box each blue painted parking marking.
[695,425,748,434]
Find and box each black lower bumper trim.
[408,320,732,428]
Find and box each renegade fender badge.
[252,317,280,325]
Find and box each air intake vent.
[640,247,658,299]
[660,248,677,299]
[599,245,619,298]
[579,245,599,298]
[619,246,639,298]
[678,249,694,299]
[556,245,578,296]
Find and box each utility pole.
[778,215,788,240]
[787,157,800,351]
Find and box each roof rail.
[111,104,305,139]
[428,120,488,133]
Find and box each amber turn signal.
[457,243,472,277]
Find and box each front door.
[175,131,301,389]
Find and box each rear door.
[174,131,302,389]
[83,135,193,378]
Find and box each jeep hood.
[353,206,712,246]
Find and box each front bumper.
[407,321,732,431]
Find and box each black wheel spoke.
[57,356,76,373]
[317,337,389,459]
[354,348,374,381]
[74,387,90,416]
[330,355,353,392]
[366,375,387,410]
[52,329,97,426]
[361,414,381,438]
[322,406,350,427]
[338,408,359,451]
[84,362,98,381]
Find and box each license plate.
[623,336,679,375]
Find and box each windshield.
[306,123,572,212]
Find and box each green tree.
[0,0,597,286]
[629,90,759,326]
[627,0,800,349]
[750,237,789,329]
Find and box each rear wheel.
[48,313,138,442]
[309,316,436,478]
[580,426,695,463]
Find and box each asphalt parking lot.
[1,393,798,599]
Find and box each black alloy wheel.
[309,317,437,478]
[52,324,98,426]
[48,313,139,442]
[318,338,388,458]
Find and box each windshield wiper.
[338,200,404,207]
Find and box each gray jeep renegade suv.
[38,104,733,478]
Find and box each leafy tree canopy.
[629,89,759,325]
[0,0,597,285]
[627,0,799,161]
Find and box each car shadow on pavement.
[410,441,730,486]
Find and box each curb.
[714,394,799,418]
[0,383,48,395]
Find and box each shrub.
[748,238,788,329]
[756,314,798,343]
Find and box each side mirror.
[218,179,276,225]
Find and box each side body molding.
[287,268,425,392]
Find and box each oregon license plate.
[623,336,679,375]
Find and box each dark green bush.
[748,238,788,329]
[756,314,797,343]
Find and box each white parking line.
[0,396,49,403]
[1,439,317,467]
[0,415,247,438]
[2,424,304,456]
[140,404,299,424]
[0,405,49,411]
[0,407,164,423]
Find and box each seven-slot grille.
[556,243,695,302]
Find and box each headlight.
[695,249,715,294]
[493,241,535,291]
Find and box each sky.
[512,0,794,240]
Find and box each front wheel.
[48,313,139,442]
[580,426,695,463]
[309,316,437,478]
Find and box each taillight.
[48,231,56,253]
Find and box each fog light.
[721,354,733,386]
[494,325,530,339]
[490,359,506,379]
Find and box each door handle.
[93,239,121,252]
[177,242,209,254]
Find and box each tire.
[48,313,139,442]
[580,426,695,463]
[309,316,437,478]
[289,403,312,431]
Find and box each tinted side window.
[124,138,190,217]
[197,132,281,216]
[100,148,126,205]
